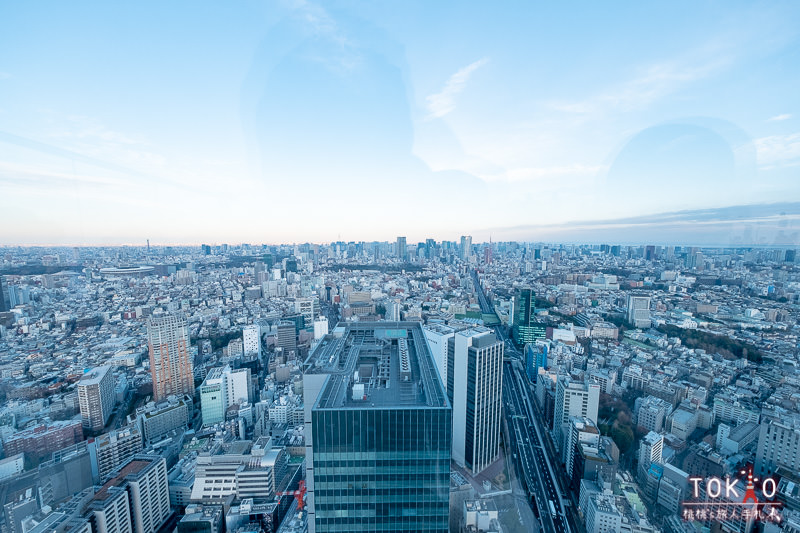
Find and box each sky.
[1,1,799,246]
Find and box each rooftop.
[304,322,449,410]
[78,365,111,386]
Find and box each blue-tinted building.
[303,322,452,533]
[525,342,548,383]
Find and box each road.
[472,269,572,533]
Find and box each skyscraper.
[303,322,452,533]
[396,236,407,261]
[513,288,546,345]
[78,366,115,431]
[0,276,10,312]
[459,235,472,260]
[447,327,504,474]
[147,314,194,402]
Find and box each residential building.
[147,314,194,401]
[78,365,115,431]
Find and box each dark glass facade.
[513,288,547,345]
[312,406,451,532]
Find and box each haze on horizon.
[1,1,799,246]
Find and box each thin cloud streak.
[426,58,489,119]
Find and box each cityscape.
[2,1,800,532]
[0,241,799,533]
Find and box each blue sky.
[1,1,799,245]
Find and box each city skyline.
[2,1,799,245]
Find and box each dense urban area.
[0,239,798,533]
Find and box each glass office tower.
[304,322,452,533]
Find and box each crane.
[276,480,307,510]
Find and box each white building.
[634,396,672,434]
[638,431,664,478]
[313,317,329,341]
[199,365,251,427]
[242,325,261,358]
[626,294,651,329]
[755,410,800,476]
[0,454,24,482]
[448,327,503,474]
[553,376,600,450]
[564,417,600,478]
[423,323,456,389]
[78,366,116,431]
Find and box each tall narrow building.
[396,236,407,261]
[0,276,10,312]
[147,314,194,402]
[303,322,452,533]
[513,288,546,345]
[78,366,115,431]
[448,327,504,474]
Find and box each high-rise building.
[525,342,548,383]
[425,238,436,259]
[396,236,407,261]
[242,325,261,357]
[626,294,651,329]
[78,366,115,431]
[87,484,133,533]
[423,323,457,388]
[294,297,319,327]
[147,314,194,401]
[313,317,329,340]
[89,455,170,533]
[90,426,144,482]
[302,322,452,533]
[276,321,297,358]
[553,376,600,450]
[447,327,504,474]
[638,431,663,477]
[755,410,800,476]
[0,276,10,312]
[513,288,546,345]
[199,365,251,427]
[564,417,600,478]
[460,235,472,260]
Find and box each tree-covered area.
[193,329,244,351]
[597,392,647,454]
[326,263,424,273]
[655,324,763,363]
[0,265,83,275]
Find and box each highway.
[472,270,572,533]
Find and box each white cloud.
[768,113,792,121]
[549,51,731,116]
[754,132,800,166]
[426,58,488,119]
